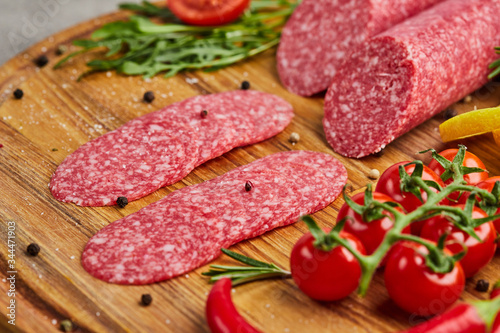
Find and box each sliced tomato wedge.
[167,0,250,26]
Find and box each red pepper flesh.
[400,303,486,333]
[206,278,261,333]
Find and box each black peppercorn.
[141,293,153,306]
[34,55,49,67]
[143,91,155,103]
[443,108,457,120]
[245,181,253,192]
[13,89,24,99]
[476,279,489,292]
[241,81,250,90]
[56,45,67,56]
[116,196,128,208]
[200,110,208,118]
[27,243,40,256]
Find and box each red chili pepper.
[206,278,261,333]
[399,298,500,333]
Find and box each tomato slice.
[167,0,251,26]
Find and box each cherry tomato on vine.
[384,241,465,316]
[428,149,488,187]
[290,231,366,301]
[375,162,447,234]
[459,176,500,236]
[338,192,410,255]
[420,205,497,277]
[167,0,250,26]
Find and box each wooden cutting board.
[1,6,500,333]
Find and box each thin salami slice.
[82,151,347,284]
[50,119,198,206]
[50,90,294,206]
[323,0,500,158]
[277,0,444,96]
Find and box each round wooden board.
[1,5,500,333]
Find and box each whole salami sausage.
[277,0,444,96]
[50,90,293,206]
[81,151,347,284]
[323,0,500,158]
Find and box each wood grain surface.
[1,6,500,333]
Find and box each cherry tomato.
[290,231,366,301]
[420,205,497,278]
[167,0,250,26]
[384,241,465,316]
[428,149,488,186]
[338,192,410,255]
[460,176,500,236]
[375,162,447,234]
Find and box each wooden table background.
[1,6,500,333]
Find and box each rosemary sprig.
[202,248,291,286]
[54,0,299,80]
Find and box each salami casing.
[50,91,293,206]
[277,0,444,96]
[81,151,347,284]
[323,0,500,158]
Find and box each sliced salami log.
[50,90,294,206]
[277,0,444,96]
[323,0,500,158]
[81,151,347,284]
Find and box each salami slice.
[50,90,294,206]
[81,150,347,284]
[277,0,444,96]
[323,0,500,158]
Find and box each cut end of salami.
[50,90,293,206]
[324,0,500,158]
[81,150,347,285]
[277,0,444,96]
[323,37,414,158]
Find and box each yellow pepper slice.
[493,128,500,147]
[439,106,500,142]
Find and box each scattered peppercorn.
[443,108,457,120]
[240,81,250,90]
[27,243,40,256]
[368,169,380,180]
[143,91,155,103]
[60,319,74,332]
[116,196,128,208]
[476,279,490,292]
[52,148,58,151]
[289,132,300,145]
[245,181,253,192]
[462,95,472,103]
[34,55,49,67]
[141,293,153,306]
[200,110,208,118]
[56,45,67,56]
[13,89,24,99]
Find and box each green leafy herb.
[488,47,500,79]
[54,0,299,80]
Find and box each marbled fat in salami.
[81,151,347,284]
[50,90,294,206]
[323,0,500,158]
[277,0,444,96]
